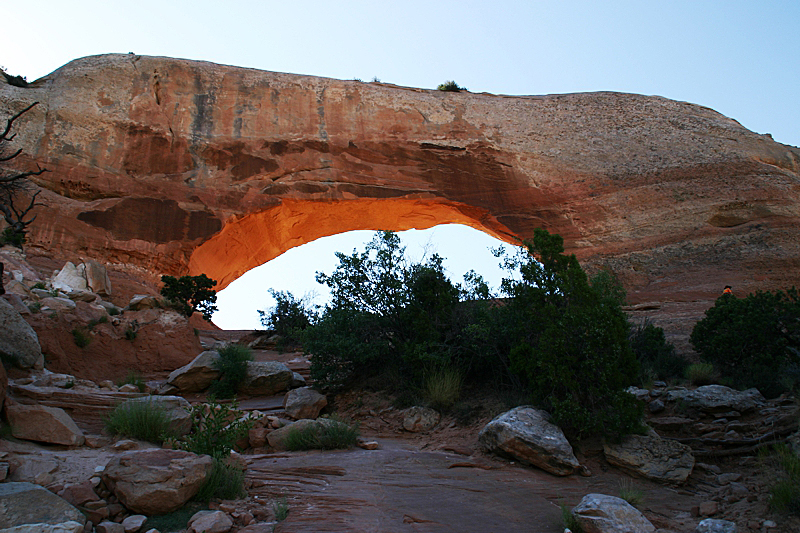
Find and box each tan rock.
[283,387,327,420]
[187,510,233,533]
[248,427,269,448]
[121,515,147,533]
[83,260,112,296]
[0,482,86,529]
[0,297,43,369]
[402,406,440,432]
[127,295,159,311]
[572,493,655,533]
[604,434,694,484]
[102,449,213,515]
[52,262,88,294]
[166,350,221,392]
[57,480,100,507]
[5,403,85,446]
[240,361,292,396]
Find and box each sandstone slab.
[52,262,87,293]
[5,403,85,446]
[102,449,213,515]
[0,297,42,368]
[572,493,655,533]
[166,350,220,392]
[665,385,765,413]
[83,260,112,296]
[478,406,581,476]
[0,482,86,529]
[0,521,85,533]
[604,434,694,484]
[240,361,293,396]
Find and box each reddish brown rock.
[2,54,799,345]
[5,403,85,446]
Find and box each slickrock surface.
[2,54,799,344]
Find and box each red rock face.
[1,54,799,341]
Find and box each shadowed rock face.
[1,54,799,340]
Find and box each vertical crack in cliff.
[150,69,177,147]
[316,87,329,142]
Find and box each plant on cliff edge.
[160,274,218,320]
[437,80,466,92]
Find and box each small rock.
[283,387,327,420]
[717,472,742,484]
[112,440,140,452]
[187,510,233,533]
[402,406,440,432]
[118,384,140,393]
[695,518,737,533]
[699,501,718,516]
[572,493,655,533]
[356,438,379,450]
[649,399,665,413]
[96,521,125,533]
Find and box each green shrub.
[561,504,583,533]
[619,478,644,508]
[193,458,246,503]
[160,274,218,320]
[629,320,687,384]
[258,290,315,350]
[144,502,207,531]
[765,444,800,515]
[208,344,253,399]
[27,302,41,314]
[1,69,28,88]
[105,399,176,444]
[273,497,289,521]
[87,315,108,330]
[32,282,46,290]
[284,415,359,451]
[690,288,800,398]
[685,362,716,386]
[71,328,91,348]
[176,401,253,459]
[124,327,137,341]
[0,227,25,248]
[118,371,146,392]
[423,365,463,410]
[437,80,465,92]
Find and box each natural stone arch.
[188,198,516,290]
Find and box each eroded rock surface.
[572,493,655,533]
[240,361,293,396]
[0,482,86,529]
[3,54,799,346]
[5,403,85,446]
[604,433,695,484]
[283,386,327,420]
[0,298,42,369]
[166,350,220,392]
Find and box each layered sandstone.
[1,54,798,338]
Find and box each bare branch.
[0,102,38,142]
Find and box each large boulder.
[283,387,327,420]
[166,350,221,392]
[604,433,695,484]
[665,385,765,413]
[267,418,348,451]
[0,297,43,369]
[478,406,582,476]
[52,262,88,293]
[102,449,213,515]
[5,403,85,446]
[0,482,86,529]
[239,361,293,396]
[83,260,112,296]
[572,493,655,533]
[115,396,192,436]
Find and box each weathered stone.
[166,350,221,392]
[115,396,192,435]
[102,449,213,515]
[248,427,269,448]
[0,297,43,368]
[66,290,97,303]
[96,522,125,533]
[696,518,737,533]
[83,260,112,296]
[127,295,160,311]
[665,385,765,413]
[57,480,100,507]
[0,521,85,533]
[7,54,800,354]
[572,493,655,533]
[52,262,88,293]
[0,482,86,529]
[402,406,440,432]
[187,510,233,533]
[4,280,32,300]
[121,514,147,533]
[604,434,694,484]
[5,403,85,446]
[478,406,582,476]
[699,501,718,516]
[283,387,327,420]
[267,418,349,451]
[40,297,77,312]
[291,371,306,388]
[240,361,293,396]
[2,293,30,315]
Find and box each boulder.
[2,293,30,315]
[283,387,327,420]
[67,290,97,302]
[83,260,112,296]
[696,518,738,533]
[52,262,88,293]
[102,449,213,515]
[239,361,293,396]
[166,350,221,392]
[0,297,43,368]
[572,493,655,533]
[187,510,234,533]
[121,515,147,533]
[478,406,582,476]
[4,280,32,300]
[127,295,160,311]
[665,385,765,413]
[115,396,192,436]
[267,417,348,451]
[402,406,441,432]
[40,296,77,312]
[0,363,5,412]
[57,481,100,507]
[5,403,85,446]
[0,482,86,529]
[291,371,306,388]
[604,434,694,484]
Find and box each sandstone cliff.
[1,54,798,339]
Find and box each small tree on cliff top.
[160,274,218,321]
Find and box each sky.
[4,1,799,329]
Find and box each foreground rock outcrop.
[2,54,799,344]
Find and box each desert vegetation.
[160,274,219,320]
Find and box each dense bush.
[258,289,316,349]
[283,415,359,451]
[208,344,253,399]
[437,80,466,92]
[105,399,176,444]
[193,458,246,502]
[160,274,218,320]
[629,320,687,384]
[690,288,800,397]
[176,401,253,459]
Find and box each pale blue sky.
[4,1,798,328]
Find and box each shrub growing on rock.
[106,398,176,444]
[437,80,466,92]
[208,344,253,398]
[177,400,253,458]
[690,288,800,397]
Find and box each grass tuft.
[685,362,716,385]
[618,478,644,508]
[209,344,253,399]
[193,457,246,503]
[561,504,583,533]
[105,398,176,444]
[284,415,359,451]
[71,328,91,348]
[423,365,463,411]
[273,496,289,521]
